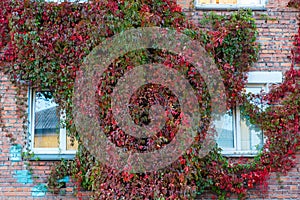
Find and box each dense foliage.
[0,0,299,199]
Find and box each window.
[215,85,265,156]
[195,0,266,10]
[28,89,78,160]
[215,72,282,156]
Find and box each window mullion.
[31,89,36,150]
[60,127,67,152]
[235,107,241,151]
[60,111,67,152]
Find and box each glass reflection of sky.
[35,92,57,112]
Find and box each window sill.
[29,149,76,160]
[195,4,267,11]
[221,151,260,157]
[30,153,76,161]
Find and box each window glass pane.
[246,86,262,94]
[198,0,261,5]
[240,86,264,151]
[215,111,234,148]
[198,0,237,4]
[246,86,265,107]
[240,115,263,151]
[239,0,261,5]
[198,0,214,4]
[67,136,78,150]
[34,91,60,148]
[219,0,237,4]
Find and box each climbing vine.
[0,0,299,199]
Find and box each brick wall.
[0,0,299,199]
[252,155,300,199]
[196,153,300,199]
[0,71,83,199]
[184,0,299,71]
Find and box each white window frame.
[219,71,282,157]
[28,88,76,160]
[195,0,267,10]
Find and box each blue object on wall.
[32,184,48,197]
[57,176,70,183]
[9,144,22,162]
[13,170,33,184]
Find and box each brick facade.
[0,0,299,199]
[184,0,299,71]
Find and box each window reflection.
[34,91,59,148]
[215,111,234,149]
[240,116,263,151]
